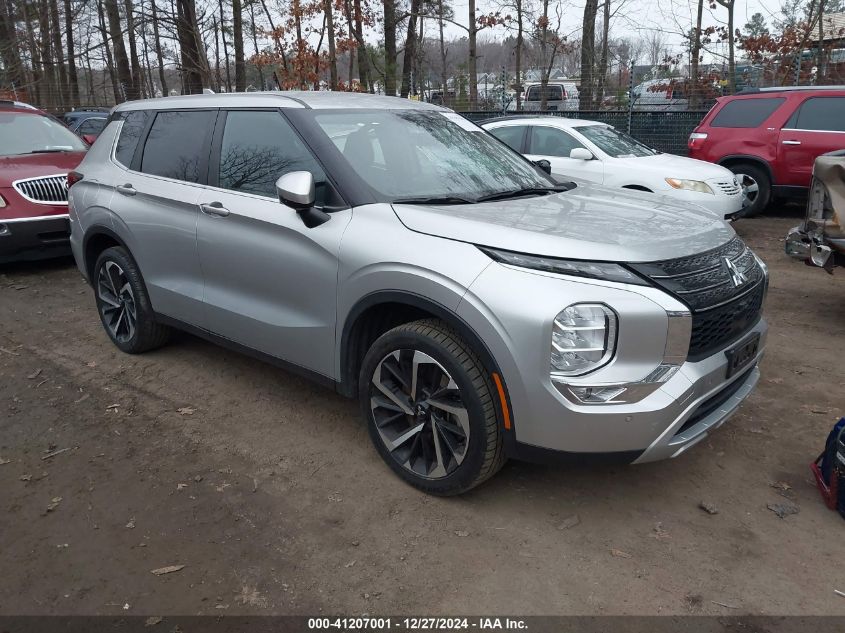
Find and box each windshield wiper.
[27,148,72,154]
[392,195,477,205]
[475,184,572,203]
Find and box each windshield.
[310,110,555,202]
[577,125,658,158]
[0,112,87,157]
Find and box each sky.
[437,0,776,66]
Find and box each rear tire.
[729,163,771,218]
[93,246,171,354]
[359,319,505,495]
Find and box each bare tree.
[579,0,599,108]
[233,0,246,90]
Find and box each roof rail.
[738,85,845,94]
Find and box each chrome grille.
[630,237,766,360]
[715,179,741,196]
[12,174,69,205]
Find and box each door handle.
[782,140,802,145]
[199,201,230,217]
[116,183,136,196]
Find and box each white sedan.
[481,117,744,218]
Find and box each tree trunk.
[325,0,339,89]
[213,16,222,91]
[0,0,27,93]
[139,0,155,96]
[218,0,231,91]
[579,0,599,108]
[416,14,424,96]
[690,0,703,107]
[248,0,265,89]
[104,0,132,100]
[400,0,421,97]
[150,0,168,95]
[37,0,56,109]
[49,0,69,109]
[438,0,447,105]
[539,0,549,109]
[353,0,371,91]
[383,0,397,95]
[63,0,80,106]
[175,0,205,94]
[715,0,735,92]
[515,0,523,110]
[818,0,826,83]
[124,0,142,98]
[468,0,478,108]
[344,0,356,86]
[595,0,610,107]
[233,0,246,91]
[25,2,43,106]
[96,0,119,102]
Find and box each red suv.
[0,103,87,262]
[688,86,845,217]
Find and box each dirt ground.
[1,209,843,617]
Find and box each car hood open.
[391,183,735,263]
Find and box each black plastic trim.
[772,185,808,198]
[506,441,643,466]
[155,314,337,391]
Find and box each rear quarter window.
[113,110,149,167]
[710,97,786,128]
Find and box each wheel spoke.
[373,376,413,415]
[430,422,448,477]
[434,420,466,466]
[384,422,425,452]
[427,397,470,438]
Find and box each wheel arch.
[717,155,774,182]
[82,225,130,284]
[339,291,509,409]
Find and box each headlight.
[551,304,617,377]
[665,178,714,195]
[479,247,648,286]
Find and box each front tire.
[729,163,771,218]
[94,246,171,354]
[359,319,505,495]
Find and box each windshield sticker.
[440,112,483,132]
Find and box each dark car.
[0,104,88,263]
[62,107,110,129]
[688,86,845,217]
[69,115,108,144]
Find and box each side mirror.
[275,171,315,209]
[534,159,552,175]
[82,134,97,145]
[569,148,593,161]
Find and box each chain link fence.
[461,110,711,156]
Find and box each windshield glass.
[310,110,555,202]
[0,112,87,156]
[577,125,658,158]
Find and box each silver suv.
[68,92,768,495]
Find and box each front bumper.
[662,185,743,219]
[459,260,767,464]
[0,214,71,263]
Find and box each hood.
[630,153,734,181]
[391,183,735,263]
[0,151,87,187]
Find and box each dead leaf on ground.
[150,565,185,576]
[557,515,581,530]
[235,585,268,608]
[46,497,62,512]
[770,481,792,491]
[106,403,120,410]
[20,474,31,481]
[126,518,136,529]
[767,501,799,519]
[651,523,671,540]
[0,458,11,466]
[144,616,162,627]
[699,501,719,515]
[454,530,470,537]
[86,361,97,367]
[177,407,195,415]
[610,548,632,558]
[27,368,42,379]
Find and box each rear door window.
[140,110,216,183]
[710,98,785,128]
[790,96,845,132]
[489,125,527,152]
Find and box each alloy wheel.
[369,350,470,479]
[735,172,759,208]
[97,261,137,343]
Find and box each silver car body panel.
[70,92,767,463]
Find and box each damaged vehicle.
[68,92,768,495]
[786,150,845,272]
